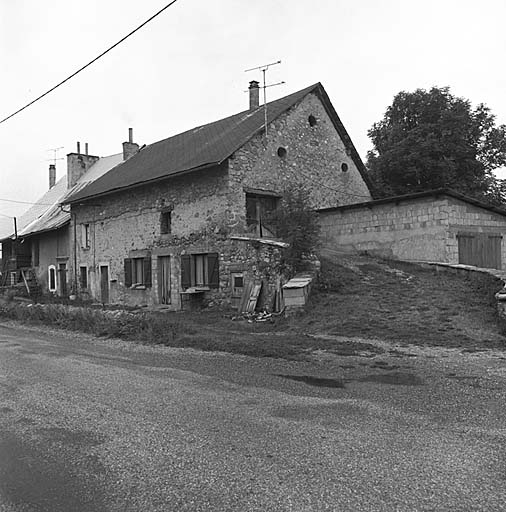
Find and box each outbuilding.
[318,189,506,270]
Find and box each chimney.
[249,80,260,110]
[49,164,56,189]
[67,141,100,189]
[122,127,139,161]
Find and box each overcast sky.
[1,0,506,226]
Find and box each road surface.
[1,322,506,511]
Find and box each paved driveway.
[0,322,506,511]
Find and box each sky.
[1,0,506,230]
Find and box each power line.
[0,197,54,206]
[0,0,180,125]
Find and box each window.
[341,162,349,172]
[48,265,56,292]
[277,147,287,158]
[308,114,317,127]
[246,192,279,237]
[181,253,219,290]
[79,266,88,289]
[124,257,152,288]
[82,224,90,248]
[160,210,172,234]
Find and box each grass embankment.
[1,256,505,358]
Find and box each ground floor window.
[124,257,152,288]
[181,253,219,289]
[48,265,56,292]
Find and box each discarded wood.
[238,281,253,313]
[245,282,262,313]
[21,270,30,295]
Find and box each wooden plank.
[238,281,253,313]
[245,282,262,313]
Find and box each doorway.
[100,265,109,303]
[158,256,171,304]
[58,262,67,296]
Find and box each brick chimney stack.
[67,141,99,189]
[249,80,260,110]
[49,164,56,189]
[122,128,139,161]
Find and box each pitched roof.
[66,83,372,204]
[0,153,123,241]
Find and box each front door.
[100,265,109,303]
[158,256,171,304]
[58,263,67,296]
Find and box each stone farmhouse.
[63,82,373,309]
[0,140,135,295]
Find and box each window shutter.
[207,253,219,289]
[181,255,191,289]
[124,258,132,287]
[143,257,152,287]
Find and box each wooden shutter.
[124,258,132,287]
[143,256,152,287]
[207,253,219,289]
[181,254,191,289]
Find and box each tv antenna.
[46,146,64,165]
[245,60,285,140]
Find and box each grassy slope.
[1,255,505,358]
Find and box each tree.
[269,185,320,275]
[366,86,506,204]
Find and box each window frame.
[181,253,219,290]
[81,223,91,249]
[245,192,280,237]
[160,208,172,235]
[79,266,88,290]
[48,265,57,292]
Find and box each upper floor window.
[160,209,172,235]
[81,223,90,248]
[246,192,280,237]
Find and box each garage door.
[457,232,502,269]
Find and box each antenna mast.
[245,60,284,140]
[47,146,64,166]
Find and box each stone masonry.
[71,91,372,309]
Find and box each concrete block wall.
[228,92,371,224]
[319,195,506,267]
[319,196,451,262]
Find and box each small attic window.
[277,147,287,158]
[308,115,317,127]
[341,163,349,172]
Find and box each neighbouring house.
[0,134,137,296]
[318,189,506,270]
[63,82,373,309]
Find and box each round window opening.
[277,147,287,158]
[341,162,349,172]
[308,115,317,127]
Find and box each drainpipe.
[73,212,78,295]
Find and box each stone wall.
[70,91,372,308]
[319,195,506,267]
[228,91,371,221]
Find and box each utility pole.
[245,60,285,140]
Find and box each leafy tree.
[367,86,506,204]
[269,185,320,275]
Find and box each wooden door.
[457,232,502,269]
[100,265,109,303]
[158,256,171,304]
[58,263,67,296]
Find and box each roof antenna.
[245,60,285,142]
[46,146,64,165]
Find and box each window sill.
[181,286,210,294]
[130,284,147,290]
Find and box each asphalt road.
[1,322,506,511]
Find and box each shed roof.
[65,82,371,204]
